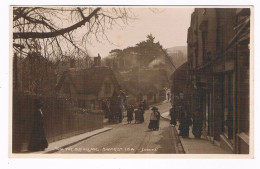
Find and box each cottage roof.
[56,66,120,95]
[171,62,188,81]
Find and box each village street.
[54,102,183,154]
[10,6,250,157]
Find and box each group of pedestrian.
[126,101,147,124]
[169,105,203,139]
[102,95,125,123]
[127,102,162,131]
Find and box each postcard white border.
[2,0,259,169]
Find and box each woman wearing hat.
[148,107,159,130]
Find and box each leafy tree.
[105,34,172,71]
[135,34,164,67]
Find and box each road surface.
[54,102,183,154]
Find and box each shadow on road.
[154,126,177,154]
[145,130,153,132]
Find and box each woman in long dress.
[178,109,192,138]
[148,107,159,130]
[28,100,48,151]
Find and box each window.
[202,31,208,62]
[77,99,86,108]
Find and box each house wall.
[187,8,250,154]
[98,76,116,98]
[197,8,217,65]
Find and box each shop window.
[224,73,233,140]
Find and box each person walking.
[134,107,141,123]
[142,100,148,110]
[169,105,177,126]
[192,108,203,138]
[28,99,48,151]
[102,99,110,119]
[178,108,192,138]
[127,105,134,124]
[155,108,161,130]
[167,92,170,101]
[139,105,145,123]
[148,107,159,130]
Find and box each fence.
[12,92,104,153]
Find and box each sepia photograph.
[10,6,253,158]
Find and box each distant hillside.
[166,46,187,56]
[166,46,187,69]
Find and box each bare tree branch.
[13,7,101,39]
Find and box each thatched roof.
[56,66,120,95]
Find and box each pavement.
[30,127,112,154]
[161,112,230,154]
[54,101,182,154]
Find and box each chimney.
[94,53,101,66]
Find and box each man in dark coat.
[139,104,145,123]
[134,106,143,123]
[142,100,148,110]
[192,109,203,138]
[127,105,134,124]
[178,108,192,138]
[28,99,48,151]
[155,107,161,130]
[169,105,177,126]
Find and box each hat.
[151,107,158,111]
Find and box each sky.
[86,7,195,57]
